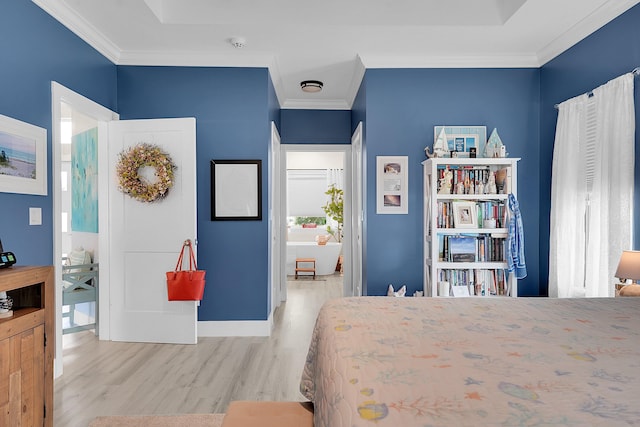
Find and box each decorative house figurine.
[425,127,449,158]
[484,128,506,158]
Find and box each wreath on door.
[116,143,176,203]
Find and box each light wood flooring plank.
[53,274,342,426]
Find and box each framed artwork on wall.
[376,156,408,214]
[0,114,47,195]
[211,159,262,221]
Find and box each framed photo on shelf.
[376,156,408,214]
[434,126,487,158]
[211,159,262,221]
[0,114,47,195]
[452,201,477,228]
[448,236,477,262]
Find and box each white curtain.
[549,73,635,298]
[326,168,344,191]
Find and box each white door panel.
[108,118,197,344]
[351,122,363,296]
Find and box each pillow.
[619,284,640,297]
[69,250,91,266]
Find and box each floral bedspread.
[300,297,640,426]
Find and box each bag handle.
[174,239,197,272]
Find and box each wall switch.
[29,207,42,225]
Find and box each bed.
[301,297,640,426]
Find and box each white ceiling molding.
[32,0,122,64]
[281,99,352,111]
[536,0,640,65]
[31,0,640,110]
[359,53,541,69]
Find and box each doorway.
[280,145,351,301]
[51,82,119,377]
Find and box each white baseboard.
[198,314,273,337]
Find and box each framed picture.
[211,160,262,221]
[0,114,47,195]
[452,201,477,228]
[448,236,477,262]
[376,156,408,214]
[434,126,486,158]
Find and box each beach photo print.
[0,114,47,195]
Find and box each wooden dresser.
[0,266,54,427]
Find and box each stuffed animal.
[387,284,407,297]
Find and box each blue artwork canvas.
[71,128,98,233]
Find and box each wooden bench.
[295,258,316,279]
[221,401,313,427]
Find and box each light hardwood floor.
[54,274,342,426]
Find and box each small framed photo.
[452,201,477,228]
[0,114,47,195]
[376,156,408,214]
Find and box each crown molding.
[32,0,121,64]
[280,98,351,110]
[344,56,366,109]
[117,50,275,68]
[359,53,541,69]
[536,0,640,65]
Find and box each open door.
[108,118,198,344]
[350,122,364,296]
[269,122,284,315]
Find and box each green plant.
[294,216,326,225]
[322,184,344,242]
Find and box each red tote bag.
[166,239,206,301]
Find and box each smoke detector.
[230,37,246,49]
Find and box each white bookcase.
[423,158,520,297]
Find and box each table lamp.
[615,250,640,286]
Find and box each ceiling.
[34,0,639,110]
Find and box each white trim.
[359,53,541,69]
[32,0,121,64]
[198,317,273,337]
[281,98,351,110]
[117,50,275,68]
[537,0,640,65]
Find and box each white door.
[269,122,283,315]
[108,118,198,344]
[351,123,364,296]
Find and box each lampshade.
[615,250,640,282]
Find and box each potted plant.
[322,184,343,243]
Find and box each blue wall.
[117,66,274,321]
[0,1,116,265]
[361,68,541,296]
[2,1,639,317]
[539,4,640,295]
[280,110,351,144]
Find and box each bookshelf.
[423,158,520,297]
